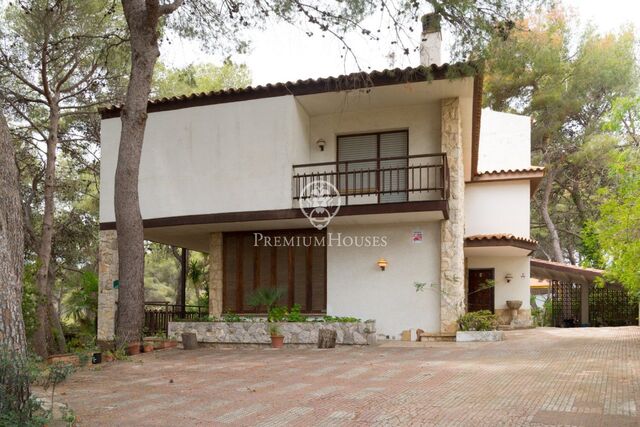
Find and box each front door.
[468,269,495,312]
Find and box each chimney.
[420,12,442,67]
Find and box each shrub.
[321,315,361,323]
[285,304,307,322]
[457,310,499,331]
[222,311,243,322]
[268,306,288,322]
[248,288,284,312]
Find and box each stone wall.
[208,232,223,318]
[97,230,118,342]
[168,321,377,345]
[440,98,466,333]
[495,308,532,328]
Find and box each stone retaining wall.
[168,321,376,345]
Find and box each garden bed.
[168,320,376,345]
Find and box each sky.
[161,0,640,87]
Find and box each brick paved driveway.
[57,327,640,426]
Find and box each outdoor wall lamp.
[316,138,326,151]
[377,258,388,271]
[505,273,513,283]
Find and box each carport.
[530,259,639,327]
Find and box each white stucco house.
[97,14,544,341]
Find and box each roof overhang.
[464,234,538,257]
[530,258,604,284]
[101,200,448,252]
[100,62,481,119]
[468,167,545,197]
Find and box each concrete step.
[419,332,456,342]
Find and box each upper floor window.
[337,130,408,203]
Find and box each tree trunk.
[32,104,60,358]
[48,263,66,353]
[317,329,337,349]
[540,168,564,262]
[114,1,163,346]
[0,111,30,413]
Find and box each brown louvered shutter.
[380,131,408,203]
[338,134,377,195]
[223,230,326,313]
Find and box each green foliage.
[221,311,244,322]
[267,305,288,323]
[0,350,44,426]
[484,5,639,262]
[579,222,606,269]
[187,256,209,307]
[593,149,640,294]
[63,271,99,335]
[321,315,361,323]
[21,264,40,340]
[602,96,640,147]
[457,310,499,331]
[152,61,251,99]
[248,287,285,312]
[144,243,179,302]
[268,324,281,337]
[286,304,307,322]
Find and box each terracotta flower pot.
[270,335,284,349]
[103,353,114,362]
[127,342,141,355]
[143,343,154,353]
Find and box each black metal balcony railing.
[292,153,449,205]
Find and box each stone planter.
[168,320,376,345]
[456,330,505,342]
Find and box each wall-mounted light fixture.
[377,258,388,271]
[505,273,513,283]
[316,138,326,151]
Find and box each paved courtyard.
[56,327,640,426]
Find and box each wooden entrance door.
[468,269,495,312]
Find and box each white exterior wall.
[99,96,309,222]
[307,102,441,163]
[326,222,441,338]
[477,109,531,172]
[467,256,531,310]
[465,181,531,237]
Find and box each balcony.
[292,153,449,208]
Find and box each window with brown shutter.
[222,229,327,313]
[337,130,409,202]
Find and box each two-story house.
[97,13,543,342]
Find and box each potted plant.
[142,342,154,353]
[103,351,114,362]
[269,324,284,349]
[126,342,141,355]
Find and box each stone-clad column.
[97,230,118,343]
[208,232,223,318]
[440,98,466,333]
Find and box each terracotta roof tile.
[476,166,545,176]
[100,62,480,118]
[465,233,539,246]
